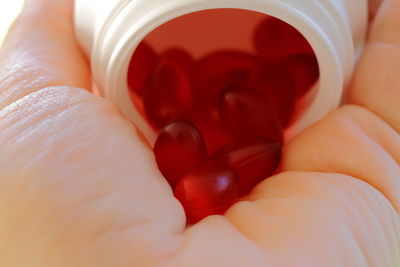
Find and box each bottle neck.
[93,0,364,144]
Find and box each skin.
[0,0,399,266]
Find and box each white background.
[0,0,24,47]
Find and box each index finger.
[350,0,400,133]
[0,0,91,109]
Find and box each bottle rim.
[93,0,349,145]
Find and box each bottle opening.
[126,8,319,153]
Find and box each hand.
[0,0,398,266]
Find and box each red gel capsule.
[253,17,314,60]
[162,47,194,72]
[219,85,283,143]
[154,120,207,187]
[249,60,296,127]
[174,160,239,223]
[144,58,193,129]
[281,54,319,98]
[127,42,159,96]
[212,137,282,195]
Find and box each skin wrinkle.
[35,158,171,222]
[352,123,400,208]
[0,87,87,150]
[0,113,115,205]
[333,178,393,265]
[358,130,400,187]
[57,184,179,234]
[0,17,90,96]
[30,176,182,266]
[0,72,59,111]
[0,87,116,159]
[47,192,148,252]
[347,106,400,166]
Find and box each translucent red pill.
[212,137,281,195]
[192,50,258,111]
[174,160,239,224]
[189,50,259,153]
[144,57,193,129]
[219,84,283,143]
[127,42,159,96]
[253,17,314,60]
[154,120,207,187]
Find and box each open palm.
[0,0,398,266]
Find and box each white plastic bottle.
[74,0,368,145]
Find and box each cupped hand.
[0,0,399,266]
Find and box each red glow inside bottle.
[192,116,232,155]
[219,84,283,143]
[162,47,195,71]
[127,42,159,96]
[253,17,314,60]
[193,50,257,84]
[154,120,207,187]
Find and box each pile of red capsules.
[127,17,319,223]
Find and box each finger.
[283,105,400,211]
[0,0,91,109]
[350,0,400,133]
